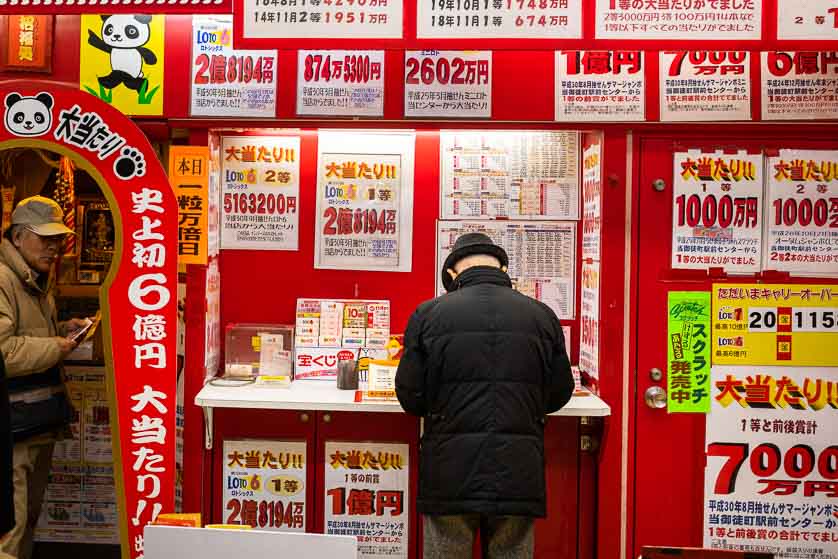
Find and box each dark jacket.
[395,266,574,517]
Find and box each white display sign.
[595,0,761,39]
[404,50,492,118]
[416,0,582,38]
[704,366,838,559]
[297,50,385,117]
[659,51,751,122]
[324,441,409,559]
[582,143,602,261]
[439,130,579,220]
[672,150,763,273]
[578,261,600,381]
[437,220,577,319]
[777,0,838,40]
[191,16,278,118]
[555,51,645,122]
[242,0,403,39]
[220,136,300,251]
[764,150,838,276]
[222,440,307,532]
[314,131,415,272]
[761,51,838,121]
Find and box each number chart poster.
[672,151,763,273]
[220,136,300,250]
[704,366,838,559]
[222,440,307,532]
[712,284,838,367]
[314,131,415,272]
[765,150,838,276]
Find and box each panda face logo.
[4,92,54,137]
[101,15,151,49]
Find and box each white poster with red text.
[297,50,385,117]
[582,143,602,261]
[579,261,600,381]
[555,51,645,122]
[416,0,582,38]
[777,0,838,40]
[404,50,491,118]
[761,52,838,121]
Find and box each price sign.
[404,50,492,118]
[297,50,385,117]
[417,0,582,39]
[555,51,645,122]
[761,51,838,121]
[777,0,838,40]
[242,0,403,39]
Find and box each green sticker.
[667,291,711,413]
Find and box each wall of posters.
[659,51,752,122]
[416,0,582,38]
[439,130,579,220]
[761,52,838,121]
[437,221,577,319]
[667,292,711,413]
[79,15,166,116]
[404,51,491,119]
[241,0,403,39]
[314,130,414,271]
[582,143,602,261]
[712,284,838,367]
[579,261,600,381]
[777,0,838,40]
[220,135,300,251]
[555,51,645,122]
[191,16,277,118]
[672,150,763,273]
[297,50,385,117]
[324,441,409,559]
[222,440,307,532]
[595,0,761,40]
[704,365,838,558]
[765,150,838,276]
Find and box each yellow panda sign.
[79,15,165,116]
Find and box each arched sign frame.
[0,81,178,559]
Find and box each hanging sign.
[579,261,601,382]
[704,365,838,558]
[297,50,385,117]
[2,15,52,72]
[712,283,838,367]
[671,150,763,273]
[404,50,492,119]
[168,146,209,265]
[777,0,838,40]
[659,51,751,122]
[761,51,838,121]
[582,143,602,261]
[191,16,277,118]
[555,51,645,122]
[667,291,711,413]
[324,441,409,559]
[416,0,582,39]
[765,150,838,275]
[220,135,300,251]
[594,0,761,40]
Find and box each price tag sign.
[555,51,645,122]
[242,0,403,39]
[761,51,838,121]
[404,50,492,118]
[297,50,385,117]
[777,0,838,40]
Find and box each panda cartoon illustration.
[87,15,157,92]
[4,92,53,137]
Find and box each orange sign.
[168,146,209,265]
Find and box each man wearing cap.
[0,196,87,559]
[396,233,574,559]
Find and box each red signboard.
[0,1,231,14]
[1,15,52,72]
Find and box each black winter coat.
[395,266,574,517]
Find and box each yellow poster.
[168,146,209,265]
[712,283,838,366]
[79,15,165,116]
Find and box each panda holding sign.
[87,15,157,93]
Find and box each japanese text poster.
[315,131,414,271]
[555,51,645,122]
[704,365,838,558]
[208,134,222,257]
[437,221,577,319]
[221,135,300,251]
[712,284,838,367]
[440,130,579,220]
[761,51,838,121]
[595,0,761,39]
[79,15,165,116]
[325,442,409,558]
[242,0,403,39]
[672,151,763,273]
[579,261,600,381]
[404,50,491,118]
[191,16,277,118]
[667,292,711,413]
[168,146,209,265]
[777,0,838,40]
[659,51,751,122]
[205,257,221,381]
[297,50,385,117]
[222,440,307,532]
[416,0,582,38]
[582,142,602,260]
[3,15,51,72]
[765,150,838,275]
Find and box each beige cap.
[11,196,74,237]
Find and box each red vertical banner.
[2,15,53,72]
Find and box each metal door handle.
[644,386,667,409]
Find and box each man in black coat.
[395,233,574,558]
